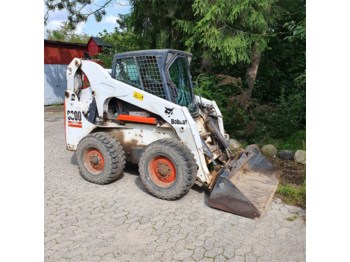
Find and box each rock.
[261,144,278,157]
[229,139,242,151]
[294,150,306,165]
[277,150,294,160]
[245,144,260,154]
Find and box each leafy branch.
[44,0,130,29]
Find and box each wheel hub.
[149,156,176,186]
[90,155,100,165]
[156,162,171,177]
[84,149,105,174]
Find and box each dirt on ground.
[266,156,306,212]
[267,157,306,186]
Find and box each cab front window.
[168,56,197,113]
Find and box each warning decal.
[133,91,144,101]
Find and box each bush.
[194,74,306,149]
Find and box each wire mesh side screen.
[115,56,166,99]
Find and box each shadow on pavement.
[71,152,77,165]
[134,177,150,194]
[125,163,151,194]
[125,163,139,176]
[192,183,211,207]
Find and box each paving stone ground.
[44,107,306,262]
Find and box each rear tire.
[139,138,197,200]
[76,132,125,184]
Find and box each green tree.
[177,0,276,98]
[254,0,306,131]
[127,0,194,49]
[46,21,91,43]
[98,13,143,49]
[182,0,306,143]
[45,0,128,29]
[97,0,195,65]
[97,14,143,67]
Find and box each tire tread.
[139,138,197,200]
[76,132,125,184]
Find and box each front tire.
[76,132,125,184]
[139,139,197,200]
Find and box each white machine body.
[65,58,227,184]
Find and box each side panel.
[109,124,177,164]
[64,89,96,150]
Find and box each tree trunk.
[244,43,262,99]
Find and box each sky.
[44,0,131,38]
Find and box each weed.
[286,214,298,222]
[276,182,306,208]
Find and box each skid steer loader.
[64,49,278,219]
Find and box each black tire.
[76,132,125,184]
[139,138,197,200]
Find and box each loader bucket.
[208,150,279,219]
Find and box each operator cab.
[111,49,198,116]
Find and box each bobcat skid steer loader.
[64,49,278,219]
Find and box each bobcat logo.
[165,107,174,115]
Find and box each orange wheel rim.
[149,156,176,187]
[83,149,105,175]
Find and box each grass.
[265,130,306,151]
[276,182,306,208]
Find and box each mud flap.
[208,150,279,219]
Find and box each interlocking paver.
[44,107,306,261]
[205,247,224,258]
[214,254,228,262]
[173,249,194,260]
